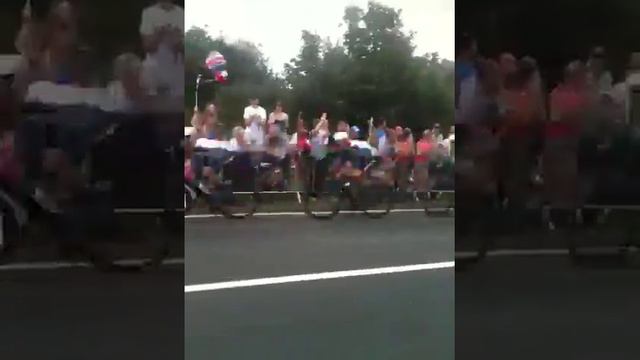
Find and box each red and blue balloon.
[205,51,228,83]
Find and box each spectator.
[432,123,444,143]
[455,33,478,113]
[414,130,434,192]
[310,114,330,160]
[625,52,640,125]
[395,127,415,191]
[13,0,82,100]
[139,0,184,97]
[337,120,350,133]
[394,126,404,138]
[243,97,267,146]
[501,59,540,209]
[188,106,207,145]
[457,59,502,197]
[544,60,592,209]
[268,101,289,135]
[498,52,518,87]
[368,116,387,150]
[229,126,247,152]
[200,102,217,139]
[587,46,613,95]
[107,53,144,111]
[442,125,455,157]
[12,4,46,101]
[349,125,360,140]
[44,0,82,85]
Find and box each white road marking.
[0,258,184,271]
[184,208,448,219]
[185,261,454,293]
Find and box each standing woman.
[544,61,593,220]
[268,101,289,135]
[13,0,47,101]
[394,128,415,192]
[12,0,82,100]
[414,130,434,193]
[202,102,218,139]
[499,59,540,211]
[43,0,83,85]
[188,106,207,146]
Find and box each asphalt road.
[0,265,184,360]
[0,215,184,360]
[455,207,640,360]
[185,213,454,360]
[456,256,640,360]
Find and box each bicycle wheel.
[302,157,341,219]
[424,191,455,217]
[217,184,258,219]
[303,189,341,220]
[359,182,393,219]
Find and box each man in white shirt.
[139,1,184,97]
[243,98,267,146]
[442,125,455,158]
[587,46,613,95]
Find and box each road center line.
[185,261,454,293]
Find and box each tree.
[186,1,453,132]
[284,1,453,131]
[185,27,287,128]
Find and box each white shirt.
[228,138,241,152]
[289,133,298,145]
[377,134,387,152]
[139,3,184,97]
[588,70,613,94]
[243,105,267,144]
[333,132,349,141]
[310,130,329,159]
[442,135,455,157]
[350,140,378,156]
[195,138,232,150]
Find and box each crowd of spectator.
[1,0,184,209]
[456,34,640,229]
[185,97,455,196]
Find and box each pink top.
[546,85,588,138]
[415,140,433,163]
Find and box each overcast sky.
[185,0,453,75]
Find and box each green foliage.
[184,1,452,133]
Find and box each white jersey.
[194,138,232,151]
